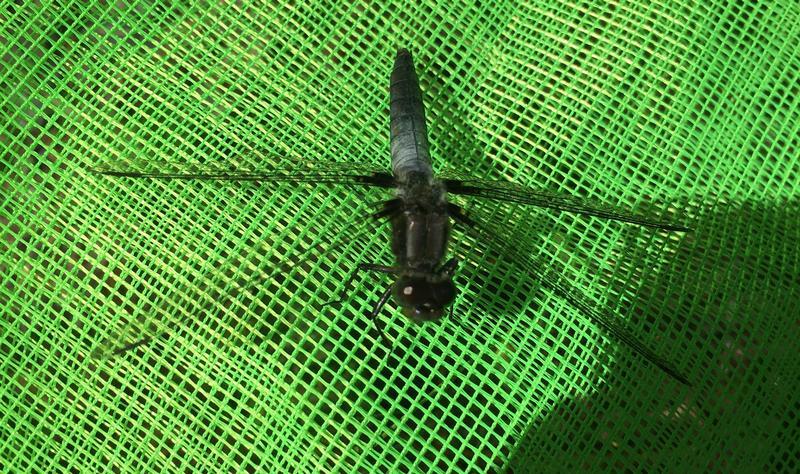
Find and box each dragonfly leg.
[437,257,460,325]
[370,285,394,340]
[447,202,477,227]
[370,198,402,220]
[322,262,401,308]
[438,257,459,275]
[448,301,458,325]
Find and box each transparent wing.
[91,154,395,188]
[91,197,390,359]
[90,314,166,359]
[441,170,690,232]
[451,201,690,385]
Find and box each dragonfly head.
[394,275,456,323]
[393,259,458,323]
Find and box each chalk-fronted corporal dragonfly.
[93,49,691,384]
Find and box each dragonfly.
[92,48,691,384]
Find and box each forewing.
[441,170,690,231]
[92,153,394,188]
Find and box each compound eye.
[433,280,457,307]
[395,279,424,307]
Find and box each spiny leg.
[447,202,477,227]
[321,263,400,342]
[370,285,394,340]
[323,197,402,309]
[371,198,402,220]
[323,262,402,308]
[93,199,395,359]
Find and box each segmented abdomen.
[390,49,433,181]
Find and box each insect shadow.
[504,198,799,472]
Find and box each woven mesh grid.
[2,0,799,472]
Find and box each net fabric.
[2,1,798,472]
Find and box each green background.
[2,0,798,472]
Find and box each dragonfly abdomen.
[390,48,433,182]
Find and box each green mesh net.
[2,1,799,472]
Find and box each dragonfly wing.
[440,170,690,231]
[452,201,690,385]
[91,313,173,359]
[91,154,395,188]
[533,264,691,384]
[91,200,390,359]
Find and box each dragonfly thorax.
[390,205,450,270]
[394,171,446,205]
